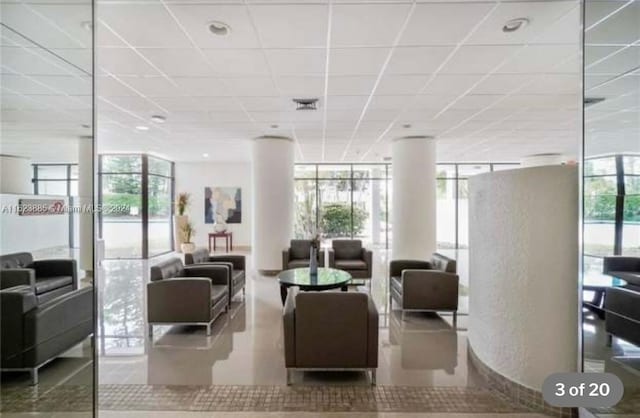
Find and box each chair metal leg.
[606,334,613,347]
[206,323,212,336]
[29,368,38,386]
[453,311,458,328]
[148,325,153,339]
[286,369,292,386]
[370,369,376,386]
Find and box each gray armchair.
[283,290,378,385]
[185,248,246,306]
[605,286,640,347]
[1,285,93,385]
[328,240,372,280]
[282,239,325,270]
[603,256,640,289]
[0,252,77,303]
[148,258,229,337]
[389,253,459,324]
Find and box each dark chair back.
[290,240,312,260]
[431,253,456,273]
[150,258,185,282]
[332,240,362,260]
[0,252,34,269]
[185,248,209,265]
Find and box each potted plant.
[180,221,196,253]
[174,193,190,252]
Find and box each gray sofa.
[0,285,93,384]
[0,252,77,303]
[328,240,372,280]
[185,248,246,306]
[389,253,459,324]
[282,239,325,270]
[603,256,640,289]
[605,286,640,347]
[148,258,229,337]
[283,290,378,385]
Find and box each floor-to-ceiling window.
[99,154,174,259]
[295,163,518,249]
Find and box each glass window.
[457,164,490,178]
[102,173,143,258]
[436,165,456,178]
[492,164,519,171]
[70,165,79,179]
[37,165,67,179]
[318,179,352,240]
[37,181,67,196]
[585,176,617,195]
[148,156,171,177]
[148,175,172,256]
[102,155,142,173]
[625,176,640,194]
[294,180,317,238]
[584,195,616,221]
[584,157,616,175]
[437,178,456,248]
[295,164,316,179]
[457,179,469,248]
[352,165,387,179]
[317,164,351,179]
[623,155,640,174]
[353,178,387,248]
[584,222,615,257]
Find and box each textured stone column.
[252,136,294,273]
[391,136,436,259]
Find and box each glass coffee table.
[278,267,352,305]
[583,272,627,319]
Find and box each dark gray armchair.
[283,290,378,385]
[605,286,640,347]
[603,256,640,289]
[282,239,325,270]
[1,285,93,385]
[0,252,77,303]
[148,258,229,337]
[328,240,372,280]
[185,248,246,306]
[389,253,459,324]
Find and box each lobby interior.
[1,0,639,417]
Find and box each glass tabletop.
[278,267,352,287]
[583,272,627,288]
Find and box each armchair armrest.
[367,296,379,367]
[183,265,230,286]
[283,288,296,367]
[389,259,432,277]
[1,285,38,362]
[401,270,459,310]
[207,255,245,271]
[147,278,212,323]
[327,249,335,267]
[606,287,640,323]
[0,268,36,290]
[24,287,93,347]
[282,249,291,270]
[362,248,373,277]
[603,256,640,274]
[31,259,77,283]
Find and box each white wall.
[468,165,579,390]
[175,161,252,248]
[0,155,32,194]
[0,194,70,254]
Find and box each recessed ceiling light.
[403,124,412,129]
[203,153,209,158]
[151,115,166,123]
[208,21,231,36]
[81,124,90,129]
[270,124,279,129]
[503,17,529,33]
[135,125,149,131]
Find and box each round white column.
[391,136,436,259]
[468,165,578,389]
[78,136,94,276]
[252,136,294,272]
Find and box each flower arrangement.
[181,221,195,243]
[176,193,190,216]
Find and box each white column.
[0,155,32,194]
[468,165,578,389]
[78,136,94,276]
[252,136,294,272]
[391,136,436,259]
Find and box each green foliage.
[320,202,367,237]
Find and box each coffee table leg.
[280,285,289,305]
[341,285,348,292]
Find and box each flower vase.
[309,247,318,276]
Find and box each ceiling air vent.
[584,97,605,107]
[293,98,319,111]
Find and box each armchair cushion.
[31,259,77,279]
[290,240,312,260]
[332,240,362,260]
[0,268,36,290]
[389,260,432,278]
[34,276,73,294]
[335,260,367,271]
[183,265,230,286]
[604,256,640,274]
[287,259,310,269]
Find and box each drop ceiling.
[0,0,637,163]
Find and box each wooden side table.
[208,232,233,253]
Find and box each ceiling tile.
[386,46,454,75]
[328,75,376,95]
[440,45,520,74]
[139,48,214,76]
[202,49,270,76]
[249,4,328,48]
[331,3,412,47]
[265,49,325,75]
[99,48,160,75]
[330,48,389,75]
[376,74,429,95]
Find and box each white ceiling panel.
[248,4,328,48]
[330,48,389,75]
[328,75,376,95]
[497,44,578,74]
[440,45,520,74]
[331,3,412,47]
[202,49,270,76]
[376,74,430,95]
[385,46,454,75]
[265,49,325,75]
[99,47,160,75]
[139,48,214,77]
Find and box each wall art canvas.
[204,187,242,224]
